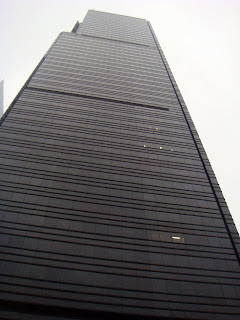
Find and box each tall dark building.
[0,10,239,320]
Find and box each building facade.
[0,10,239,320]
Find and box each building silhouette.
[0,10,239,320]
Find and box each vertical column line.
[147,21,240,265]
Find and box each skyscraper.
[0,9,239,320]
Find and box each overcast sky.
[0,0,239,233]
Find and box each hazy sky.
[0,0,240,233]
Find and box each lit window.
[151,232,184,243]
[172,235,185,243]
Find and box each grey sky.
[0,0,239,233]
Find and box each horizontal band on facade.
[26,86,170,111]
[81,33,150,47]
